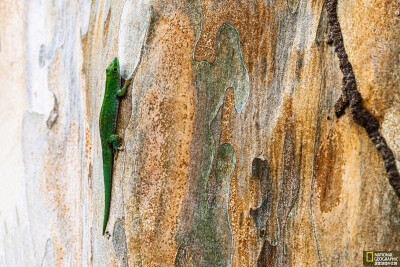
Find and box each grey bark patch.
[38,0,65,66]
[21,112,49,263]
[79,0,92,37]
[39,44,46,68]
[118,0,152,80]
[251,130,298,264]
[257,239,276,267]
[278,131,300,228]
[250,198,271,237]
[112,219,128,267]
[294,50,304,80]
[257,238,291,267]
[252,157,271,197]
[287,0,300,13]
[41,239,55,267]
[46,94,58,129]
[250,158,272,237]
[315,7,328,47]
[263,9,300,126]
[252,158,267,180]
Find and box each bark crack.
[326,0,400,199]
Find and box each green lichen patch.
[176,144,236,267]
[176,21,249,267]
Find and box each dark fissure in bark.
[326,0,400,198]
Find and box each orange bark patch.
[220,87,235,144]
[127,9,196,266]
[314,130,344,213]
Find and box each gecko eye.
[113,67,118,72]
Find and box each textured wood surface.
[1,0,400,266]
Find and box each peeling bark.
[326,0,400,198]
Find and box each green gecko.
[99,57,131,235]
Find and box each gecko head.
[106,57,120,75]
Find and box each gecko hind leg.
[108,134,122,152]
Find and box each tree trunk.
[1,0,399,266]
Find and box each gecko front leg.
[117,78,132,97]
[109,134,124,160]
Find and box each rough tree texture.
[1,0,400,266]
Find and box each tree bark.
[1,0,400,266]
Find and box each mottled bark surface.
[1,0,400,266]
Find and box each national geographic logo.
[363,251,400,266]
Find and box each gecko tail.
[103,163,112,235]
